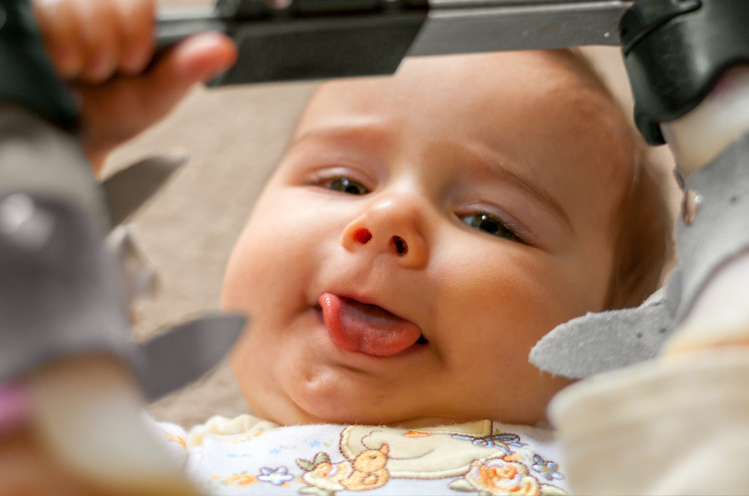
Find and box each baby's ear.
[529,288,673,379]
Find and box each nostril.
[392,236,408,255]
[354,228,372,244]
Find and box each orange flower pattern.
[163,432,186,449]
[225,474,258,486]
[449,458,566,496]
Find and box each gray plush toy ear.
[134,314,247,402]
[101,150,188,226]
[529,288,673,379]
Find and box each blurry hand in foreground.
[32,0,237,173]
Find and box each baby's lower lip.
[318,293,424,357]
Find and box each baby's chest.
[185,421,569,496]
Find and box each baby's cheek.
[221,230,265,312]
[448,253,567,327]
[224,230,297,314]
[222,192,330,324]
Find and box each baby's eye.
[323,177,370,195]
[461,213,518,241]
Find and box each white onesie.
[157,415,569,496]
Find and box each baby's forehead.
[298,51,634,189]
[301,51,622,140]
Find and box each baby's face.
[224,51,634,426]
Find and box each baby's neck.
[388,417,466,429]
[385,415,550,430]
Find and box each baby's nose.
[342,197,428,269]
[352,228,409,256]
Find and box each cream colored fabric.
[186,414,279,446]
[549,349,749,495]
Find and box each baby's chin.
[262,396,464,428]
[274,371,414,426]
[232,310,568,427]
[252,368,550,428]
[257,388,549,428]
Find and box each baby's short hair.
[561,49,673,309]
[604,139,672,309]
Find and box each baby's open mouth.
[319,293,425,357]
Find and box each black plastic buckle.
[620,0,749,144]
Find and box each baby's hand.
[31,0,237,173]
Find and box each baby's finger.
[32,0,84,79]
[75,0,120,83]
[114,0,156,75]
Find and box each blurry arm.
[31,0,237,174]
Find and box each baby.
[14,0,670,493]
[222,50,669,429]
[183,48,668,495]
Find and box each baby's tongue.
[319,293,422,357]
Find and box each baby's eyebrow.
[459,144,573,230]
[290,121,389,149]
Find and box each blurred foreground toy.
[0,0,244,492]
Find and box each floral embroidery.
[258,466,294,485]
[225,474,258,486]
[494,433,526,448]
[181,418,566,495]
[503,452,525,463]
[207,472,259,488]
[452,434,512,455]
[448,458,567,496]
[163,432,186,448]
[232,431,265,444]
[531,455,564,481]
[404,431,433,438]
